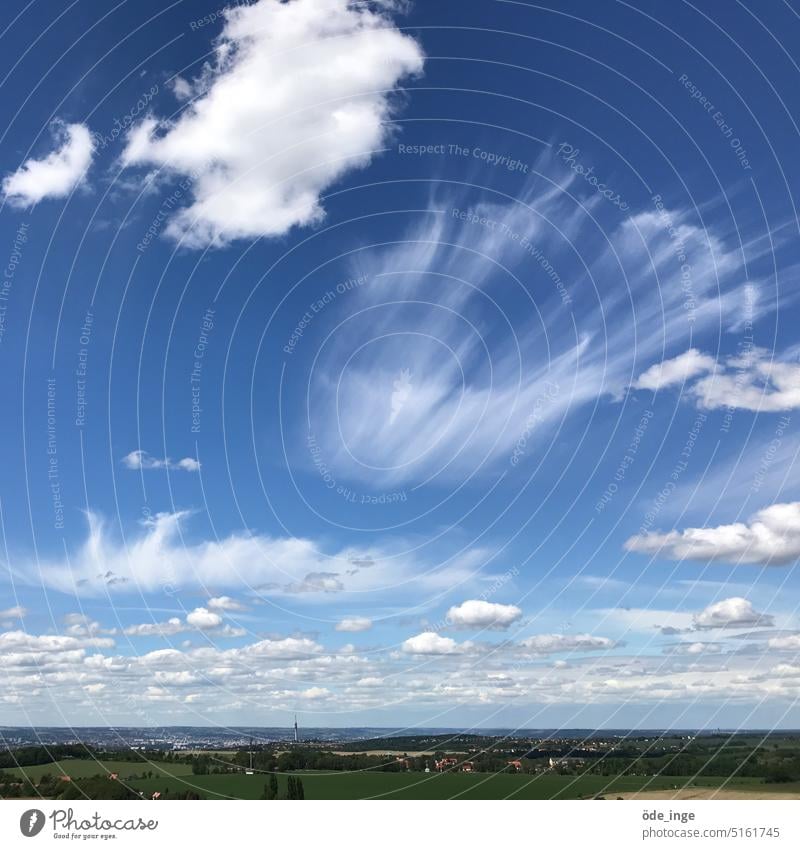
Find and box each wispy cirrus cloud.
[11,510,493,601]
[300,168,759,488]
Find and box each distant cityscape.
[0,725,779,751]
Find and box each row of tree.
[262,774,305,799]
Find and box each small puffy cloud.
[633,348,716,391]
[300,687,330,700]
[335,616,372,632]
[170,76,193,101]
[207,596,248,612]
[245,636,322,660]
[669,641,723,655]
[402,632,462,655]
[634,347,800,412]
[625,502,800,565]
[121,0,424,247]
[124,617,186,637]
[0,606,26,619]
[693,597,774,629]
[122,450,200,472]
[2,121,94,206]
[124,608,240,637]
[445,600,522,631]
[285,572,344,593]
[185,607,223,630]
[692,348,800,412]
[768,635,800,651]
[63,613,114,637]
[519,634,616,654]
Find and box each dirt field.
[615,788,800,800]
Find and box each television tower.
[294,714,299,744]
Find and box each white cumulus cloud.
[691,348,800,412]
[445,600,522,630]
[402,632,464,655]
[632,348,716,391]
[207,596,248,612]
[124,617,186,637]
[633,347,800,412]
[519,633,615,654]
[3,121,94,206]
[769,635,800,651]
[625,501,800,565]
[693,597,774,629]
[121,0,424,247]
[335,616,372,632]
[185,607,223,630]
[122,450,200,472]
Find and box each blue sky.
[1,0,800,729]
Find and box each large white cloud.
[693,597,774,629]
[625,501,800,565]
[445,600,522,630]
[121,0,424,247]
[2,121,94,206]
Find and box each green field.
[127,770,772,800]
[6,758,194,781]
[6,757,796,799]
